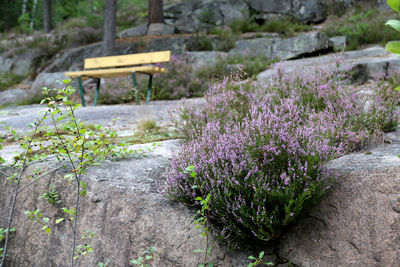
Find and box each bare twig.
[0,169,8,177]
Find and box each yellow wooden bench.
[65,50,171,106]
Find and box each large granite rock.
[0,88,29,106]
[164,0,250,33]
[280,142,400,266]
[0,140,255,266]
[147,23,175,36]
[257,46,400,83]
[249,0,326,23]
[31,72,72,93]
[0,49,46,77]
[229,31,332,60]
[117,23,148,38]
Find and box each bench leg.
[77,76,86,107]
[146,74,153,105]
[131,71,140,105]
[94,78,101,107]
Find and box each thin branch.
[17,164,65,195]
[0,169,8,176]
[22,155,58,168]
[1,112,49,267]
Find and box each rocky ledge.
[1,129,400,266]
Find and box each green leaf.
[56,218,64,224]
[385,41,400,54]
[45,227,51,234]
[388,0,400,13]
[259,251,264,259]
[248,256,256,260]
[386,19,400,32]
[80,189,87,197]
[145,255,152,260]
[395,85,400,91]
[193,249,203,253]
[42,217,49,224]
[80,181,87,189]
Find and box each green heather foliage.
[324,5,400,50]
[231,17,311,37]
[166,62,400,247]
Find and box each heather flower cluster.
[165,63,400,245]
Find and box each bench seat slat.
[84,51,171,70]
[65,66,167,79]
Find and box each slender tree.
[102,0,116,56]
[29,0,38,31]
[43,0,52,33]
[148,0,164,24]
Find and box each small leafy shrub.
[248,251,274,267]
[166,61,400,248]
[323,6,400,50]
[130,246,159,267]
[38,184,62,205]
[231,17,311,37]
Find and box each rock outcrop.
[0,140,255,267]
[280,142,400,266]
[0,49,47,78]
[1,104,400,266]
[249,0,326,24]
[229,31,332,60]
[257,46,400,84]
[164,0,250,33]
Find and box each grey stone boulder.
[257,46,400,83]
[117,23,148,38]
[147,23,175,36]
[0,88,29,106]
[272,31,331,60]
[329,35,346,51]
[164,0,250,33]
[0,49,45,77]
[248,0,326,23]
[229,31,332,60]
[279,143,400,266]
[229,37,277,58]
[187,51,228,70]
[0,140,256,266]
[31,72,73,93]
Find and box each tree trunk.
[29,0,38,31]
[43,0,52,33]
[22,0,28,15]
[148,0,164,24]
[102,0,116,56]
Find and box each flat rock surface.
[0,100,187,136]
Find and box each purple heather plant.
[165,62,400,246]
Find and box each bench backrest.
[83,50,171,70]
